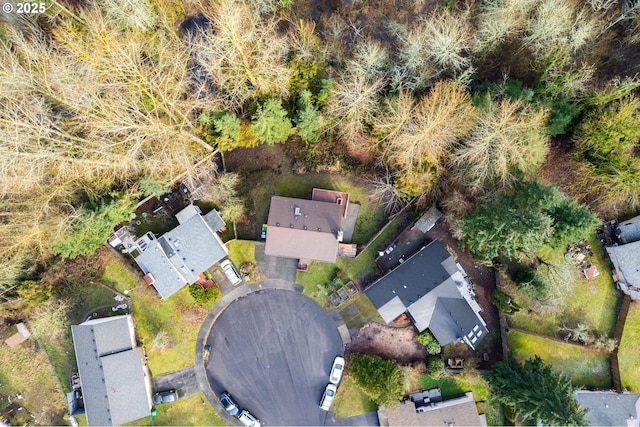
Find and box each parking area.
[152,366,200,398]
[254,241,297,281]
[205,288,344,425]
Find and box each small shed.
[412,207,442,233]
[4,323,31,348]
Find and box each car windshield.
[326,389,335,397]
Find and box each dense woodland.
[0,0,638,304]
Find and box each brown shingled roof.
[265,196,343,262]
[378,392,484,426]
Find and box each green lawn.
[507,331,611,388]
[332,376,377,418]
[509,236,620,337]
[0,338,67,425]
[227,240,256,267]
[619,301,640,392]
[125,392,228,426]
[102,257,202,376]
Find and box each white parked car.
[221,259,242,286]
[329,356,345,385]
[238,410,261,427]
[319,383,337,411]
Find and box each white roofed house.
[128,204,228,299]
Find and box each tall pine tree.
[487,353,587,426]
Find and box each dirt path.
[346,322,428,364]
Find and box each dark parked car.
[219,391,240,416]
[153,390,178,405]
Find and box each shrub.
[416,330,442,355]
[492,289,521,314]
[427,357,445,377]
[188,283,221,306]
[349,354,404,407]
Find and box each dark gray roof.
[575,391,640,427]
[204,209,225,232]
[365,241,452,309]
[606,240,640,300]
[71,316,151,426]
[365,241,488,348]
[134,205,228,299]
[616,215,640,244]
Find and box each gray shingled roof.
[71,316,151,426]
[134,205,228,299]
[606,240,640,299]
[365,241,488,348]
[616,215,640,244]
[575,391,640,427]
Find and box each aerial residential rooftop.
[365,240,488,349]
[71,315,151,426]
[133,204,227,299]
[264,191,348,263]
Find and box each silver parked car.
[319,383,337,411]
[153,390,178,405]
[329,356,345,385]
[219,391,240,416]
[238,410,261,427]
[221,259,242,286]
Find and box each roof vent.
[317,227,322,232]
[290,224,294,228]
[276,222,280,226]
[303,226,308,230]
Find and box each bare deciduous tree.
[390,9,475,89]
[475,0,538,53]
[366,169,410,215]
[325,70,385,142]
[376,82,476,196]
[451,98,549,192]
[523,0,603,60]
[191,0,291,109]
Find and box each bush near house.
[349,354,404,407]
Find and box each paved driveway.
[152,366,200,398]
[205,289,343,425]
[255,241,297,282]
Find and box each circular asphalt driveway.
[205,288,343,425]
